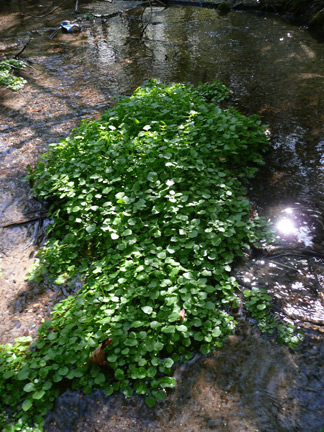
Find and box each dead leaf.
[88,338,112,368]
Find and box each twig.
[49,28,62,40]
[267,258,300,272]
[140,0,154,39]
[75,0,79,13]
[25,0,70,18]
[14,38,32,59]
[266,249,324,260]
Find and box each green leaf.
[164,358,174,368]
[86,225,96,233]
[141,306,153,314]
[116,192,125,199]
[152,389,166,401]
[157,251,166,259]
[147,172,158,182]
[166,245,176,254]
[47,332,57,340]
[159,377,177,388]
[32,390,46,400]
[23,382,36,393]
[17,368,30,381]
[170,267,180,277]
[125,338,138,347]
[150,321,161,329]
[168,312,180,322]
[212,327,222,337]
[147,366,157,377]
[95,373,106,385]
[161,325,175,334]
[153,341,164,351]
[192,318,202,327]
[55,274,66,285]
[3,370,15,379]
[257,303,267,310]
[188,230,198,238]
[108,353,118,363]
[176,325,187,332]
[145,395,157,407]
[131,320,144,328]
[59,366,69,376]
[22,398,33,411]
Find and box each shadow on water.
[0,1,324,430]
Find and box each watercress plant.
[1,79,280,430]
[0,59,27,91]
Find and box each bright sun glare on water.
[276,208,297,235]
[276,218,297,234]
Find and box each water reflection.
[276,208,297,235]
[275,206,314,246]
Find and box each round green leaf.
[161,325,175,334]
[176,324,187,332]
[86,225,96,233]
[164,358,174,368]
[145,395,157,408]
[32,390,46,400]
[23,382,36,393]
[257,303,267,310]
[141,306,153,314]
[22,398,33,411]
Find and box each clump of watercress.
[243,287,303,348]
[0,59,27,91]
[1,79,282,430]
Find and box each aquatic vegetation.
[0,59,27,91]
[0,79,294,430]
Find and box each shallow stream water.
[0,1,324,430]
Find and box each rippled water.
[1,1,324,430]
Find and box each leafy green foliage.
[0,59,27,91]
[1,79,276,430]
[244,287,303,348]
[244,287,273,320]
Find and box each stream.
[0,0,324,431]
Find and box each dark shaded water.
[0,1,324,430]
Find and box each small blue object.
[61,20,81,33]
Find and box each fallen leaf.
[88,338,113,368]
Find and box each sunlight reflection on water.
[276,217,297,235]
[275,207,314,246]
